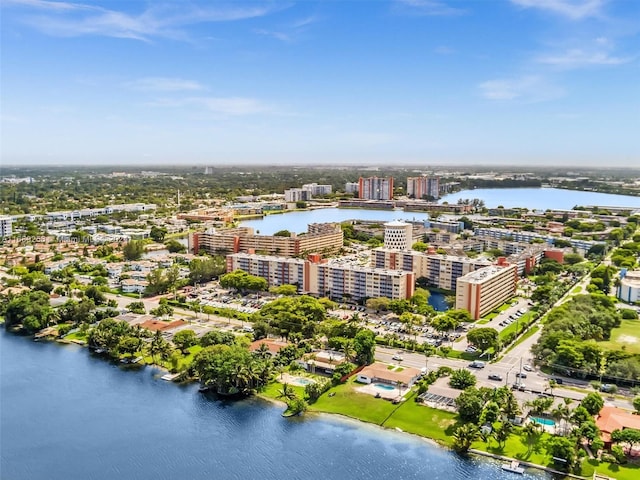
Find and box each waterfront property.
[596,406,640,451]
[356,362,421,389]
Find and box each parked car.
[488,374,503,381]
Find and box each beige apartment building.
[226,253,414,302]
[191,223,343,257]
[372,248,491,291]
[455,264,518,320]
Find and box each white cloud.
[5,0,288,41]
[124,77,204,92]
[509,0,605,20]
[478,75,564,102]
[147,96,277,116]
[537,48,632,68]
[254,29,291,42]
[393,0,466,16]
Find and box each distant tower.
[177,190,181,210]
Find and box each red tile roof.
[596,406,640,442]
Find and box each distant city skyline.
[1,0,639,166]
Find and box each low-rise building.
[596,406,640,449]
[618,270,640,303]
[356,362,421,387]
[120,278,148,294]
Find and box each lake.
[240,188,640,235]
[0,333,551,480]
[439,187,640,211]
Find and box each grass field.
[382,396,457,445]
[581,458,640,480]
[311,378,398,424]
[598,319,640,354]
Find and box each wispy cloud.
[393,0,467,17]
[147,96,278,116]
[537,48,633,68]
[478,75,564,102]
[124,77,205,92]
[4,0,288,41]
[433,45,455,55]
[254,14,321,43]
[509,0,605,20]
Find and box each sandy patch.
[617,334,638,344]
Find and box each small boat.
[501,460,524,474]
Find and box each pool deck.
[280,373,316,387]
[527,417,556,434]
[356,383,405,400]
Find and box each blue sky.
[1,0,639,167]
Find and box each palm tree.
[453,424,480,453]
[522,422,540,455]
[277,383,297,402]
[255,342,271,360]
[342,340,357,363]
[546,379,557,397]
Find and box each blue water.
[240,208,430,235]
[530,417,556,427]
[428,291,450,312]
[0,333,551,480]
[439,187,640,210]
[240,188,640,235]
[374,383,396,391]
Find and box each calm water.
[240,208,430,235]
[439,187,640,210]
[240,188,640,235]
[0,333,551,480]
[428,291,450,312]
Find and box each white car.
[523,364,533,372]
[392,355,404,361]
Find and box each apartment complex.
[191,223,343,257]
[284,188,312,203]
[345,182,359,194]
[455,263,518,319]
[302,183,332,196]
[372,248,491,291]
[0,216,13,238]
[358,177,394,200]
[474,227,603,253]
[406,176,440,200]
[226,253,414,302]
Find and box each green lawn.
[310,378,398,425]
[598,319,640,354]
[502,326,539,355]
[472,429,553,467]
[382,396,457,445]
[259,380,306,401]
[63,331,88,342]
[581,459,640,480]
[499,312,534,341]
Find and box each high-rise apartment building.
[455,264,518,319]
[358,177,394,200]
[406,176,440,200]
[0,216,13,238]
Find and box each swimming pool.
[374,383,395,391]
[530,416,555,426]
[293,378,312,386]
